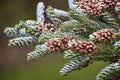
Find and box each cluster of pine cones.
[47,37,68,51]
[76,0,117,15]
[89,29,115,43]
[35,23,55,33]
[71,41,97,54]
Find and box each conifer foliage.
[4,0,120,79]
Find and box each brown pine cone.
[72,41,97,54]
[47,37,68,52]
[89,29,115,43]
[76,0,117,15]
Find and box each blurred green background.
[0,0,108,80]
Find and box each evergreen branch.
[54,9,69,20]
[62,19,81,31]
[4,20,40,38]
[18,20,39,29]
[38,29,54,43]
[60,56,89,76]
[46,6,62,29]
[36,2,45,23]
[68,0,77,9]
[4,27,18,37]
[35,45,42,49]
[38,29,71,43]
[14,23,22,31]
[92,52,119,62]
[8,36,37,47]
[91,13,119,31]
[92,43,120,62]
[27,44,48,60]
[5,20,39,36]
[114,40,120,49]
[69,9,102,30]
[18,28,30,36]
[69,9,120,31]
[97,12,119,31]
[64,50,80,59]
[25,20,40,26]
[19,21,39,36]
[69,8,86,23]
[4,1,120,78]
[4,21,34,37]
[18,20,40,29]
[96,62,120,80]
[62,18,95,39]
[26,27,39,36]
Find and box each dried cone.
[76,0,117,15]
[47,37,68,52]
[89,29,115,43]
[72,41,97,54]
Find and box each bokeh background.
[0,0,108,80]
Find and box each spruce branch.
[4,0,120,79]
[60,56,89,76]
[64,50,80,59]
[25,20,40,26]
[92,50,119,62]
[114,40,120,49]
[4,27,18,37]
[54,9,69,20]
[27,44,48,60]
[19,21,40,36]
[96,62,120,80]
[18,28,30,37]
[62,18,94,38]
[14,23,22,31]
[69,9,86,23]
[35,45,42,49]
[4,20,40,38]
[8,36,37,47]
[38,29,71,44]
[68,0,77,9]
[38,29,54,43]
[97,12,119,32]
[46,6,62,29]
[69,9,120,31]
[62,19,80,31]
[36,2,45,23]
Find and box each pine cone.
[47,37,68,52]
[35,23,55,33]
[72,41,97,54]
[76,0,117,15]
[89,29,115,43]
[35,23,44,34]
